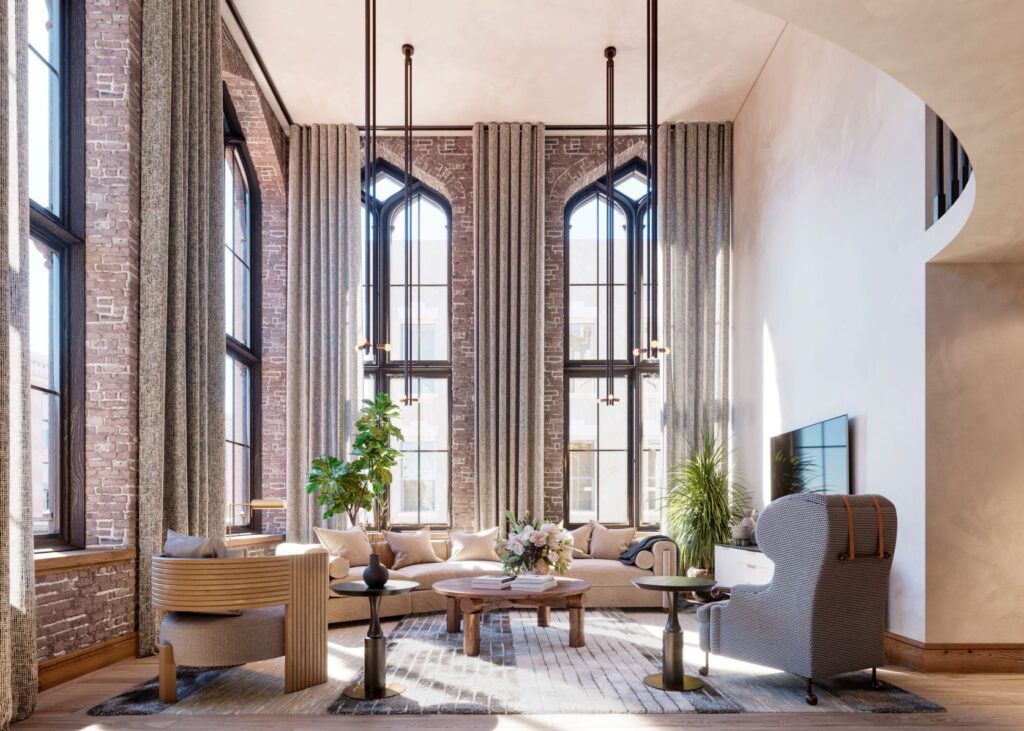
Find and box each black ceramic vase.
[362,553,389,589]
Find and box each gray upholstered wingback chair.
[696,493,897,705]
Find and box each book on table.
[470,575,515,589]
[510,576,557,591]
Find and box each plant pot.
[362,553,389,589]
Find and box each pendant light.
[599,46,621,406]
[400,43,418,406]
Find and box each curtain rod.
[357,124,651,132]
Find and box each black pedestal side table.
[632,575,717,692]
[330,579,419,700]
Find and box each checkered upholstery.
[696,493,897,679]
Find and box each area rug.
[88,608,943,716]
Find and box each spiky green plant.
[665,430,749,572]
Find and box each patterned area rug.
[88,609,943,716]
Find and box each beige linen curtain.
[137,0,225,656]
[1,0,38,723]
[473,123,546,528]
[285,125,363,542]
[658,122,733,469]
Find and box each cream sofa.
[282,533,677,624]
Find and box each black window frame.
[223,89,263,535]
[362,159,453,529]
[30,0,86,551]
[562,159,661,530]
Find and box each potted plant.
[305,393,404,529]
[665,429,749,581]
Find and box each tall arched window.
[362,161,452,527]
[224,92,262,532]
[564,160,663,528]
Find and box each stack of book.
[510,575,557,592]
[470,575,515,590]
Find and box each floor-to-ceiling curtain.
[659,122,733,470]
[137,0,225,656]
[1,0,38,723]
[285,125,362,542]
[473,123,546,528]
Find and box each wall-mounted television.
[770,414,850,501]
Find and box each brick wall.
[222,25,289,535]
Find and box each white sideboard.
[714,544,774,589]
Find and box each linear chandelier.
[599,45,620,406]
[358,0,381,357]
[400,42,417,406]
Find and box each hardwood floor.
[17,656,1024,730]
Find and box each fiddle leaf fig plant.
[304,392,404,529]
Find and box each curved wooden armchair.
[152,548,327,703]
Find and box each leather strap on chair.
[870,495,891,559]
[839,496,856,560]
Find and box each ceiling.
[231,0,787,126]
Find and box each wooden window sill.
[225,533,285,548]
[34,547,136,576]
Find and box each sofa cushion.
[163,529,227,559]
[563,558,651,587]
[450,527,501,562]
[570,523,594,558]
[589,524,635,559]
[398,560,504,589]
[385,529,442,570]
[314,526,373,567]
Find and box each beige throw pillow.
[589,523,636,559]
[570,523,594,559]
[314,526,373,567]
[163,529,227,558]
[450,527,501,562]
[385,529,441,570]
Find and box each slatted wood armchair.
[152,546,328,703]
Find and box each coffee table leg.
[343,594,404,700]
[462,599,482,657]
[446,595,461,633]
[537,605,551,627]
[643,590,703,692]
[568,596,585,648]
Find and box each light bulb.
[662,346,671,355]
[650,339,659,348]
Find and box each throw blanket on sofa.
[620,535,675,566]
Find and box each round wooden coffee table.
[432,577,590,656]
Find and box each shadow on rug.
[88,667,228,716]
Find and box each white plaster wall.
[731,26,928,640]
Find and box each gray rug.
[88,608,943,716]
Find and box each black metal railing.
[929,109,972,226]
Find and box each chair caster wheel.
[698,666,708,677]
[805,692,818,706]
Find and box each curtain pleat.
[659,122,733,470]
[137,0,225,657]
[473,123,545,528]
[285,125,362,542]
[1,0,38,723]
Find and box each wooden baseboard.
[885,631,1024,673]
[39,632,138,691]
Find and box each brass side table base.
[642,672,704,692]
[342,681,405,700]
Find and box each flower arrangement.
[497,511,575,576]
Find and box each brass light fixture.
[599,46,621,406]
[400,42,418,405]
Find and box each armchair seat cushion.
[160,606,285,667]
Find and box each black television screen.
[770,415,850,501]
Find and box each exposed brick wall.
[542,135,646,521]
[35,561,136,661]
[222,25,289,535]
[375,137,476,530]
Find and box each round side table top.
[330,580,419,597]
[432,576,590,600]
[632,576,717,592]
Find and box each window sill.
[34,547,136,576]
[225,533,285,548]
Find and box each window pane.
[568,195,626,285]
[371,171,403,202]
[567,285,597,360]
[388,376,449,525]
[30,238,61,536]
[224,147,251,346]
[361,204,375,363]
[28,54,60,212]
[31,389,60,535]
[614,170,648,202]
[28,0,59,64]
[567,376,629,525]
[640,374,663,526]
[389,285,449,361]
[225,356,252,528]
[598,452,628,524]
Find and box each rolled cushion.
[163,529,227,559]
[314,526,373,567]
[328,555,351,579]
[634,549,655,570]
[450,527,501,562]
[160,606,284,666]
[385,529,441,570]
[570,523,594,558]
[589,523,636,559]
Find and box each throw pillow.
[385,528,441,570]
[313,526,374,567]
[570,522,594,558]
[589,523,636,559]
[163,529,228,558]
[449,527,501,562]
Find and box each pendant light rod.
[601,47,620,407]
[649,0,661,359]
[360,0,376,355]
[402,43,417,405]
